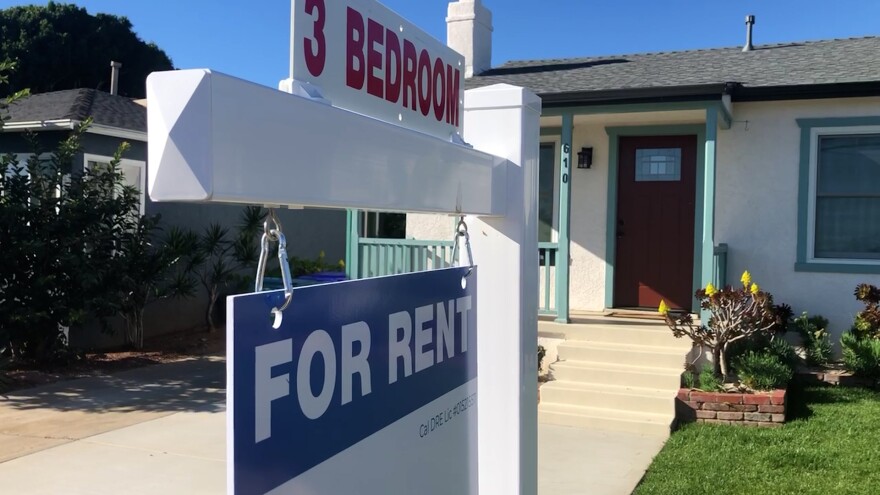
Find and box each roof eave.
[731,81,880,102]
[538,83,732,108]
[1,119,147,142]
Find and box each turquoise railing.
[539,242,559,316]
[356,238,455,279]
[713,243,728,288]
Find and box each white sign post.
[147,1,539,493]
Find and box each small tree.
[662,271,778,381]
[111,219,200,349]
[193,207,264,332]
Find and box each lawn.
[634,386,880,495]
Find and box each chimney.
[446,0,493,78]
[110,61,122,95]
[742,15,755,52]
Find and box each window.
[83,154,146,215]
[797,118,880,272]
[538,143,556,243]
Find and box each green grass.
[634,386,880,495]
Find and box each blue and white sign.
[227,267,478,495]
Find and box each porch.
[344,99,733,321]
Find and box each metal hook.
[451,215,474,277]
[255,208,295,323]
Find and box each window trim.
[796,117,880,274]
[83,153,147,215]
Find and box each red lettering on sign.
[446,65,460,127]
[417,49,431,117]
[366,19,384,99]
[345,8,365,90]
[402,40,417,112]
[303,0,327,77]
[432,58,446,122]
[385,28,401,104]
[337,7,461,129]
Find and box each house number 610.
[562,144,570,183]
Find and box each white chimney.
[446,0,493,78]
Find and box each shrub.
[663,270,779,380]
[792,313,833,367]
[698,365,722,391]
[851,284,880,340]
[682,368,696,389]
[733,351,793,391]
[840,332,880,380]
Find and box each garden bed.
[676,388,786,427]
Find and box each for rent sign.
[228,268,478,495]
[291,0,465,140]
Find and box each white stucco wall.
[716,97,880,343]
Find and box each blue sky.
[3,0,879,88]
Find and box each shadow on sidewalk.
[0,357,225,414]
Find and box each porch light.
[577,147,593,169]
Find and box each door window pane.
[635,148,681,182]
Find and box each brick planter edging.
[675,388,786,428]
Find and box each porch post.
[346,209,360,279]
[555,112,573,323]
[701,108,718,322]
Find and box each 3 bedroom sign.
[290,0,464,140]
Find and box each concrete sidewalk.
[0,357,663,494]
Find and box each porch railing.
[355,238,455,279]
[351,236,563,317]
[539,242,559,316]
[713,243,728,288]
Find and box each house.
[1,88,347,348]
[345,0,880,435]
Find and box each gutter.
[537,80,880,108]
[0,119,147,142]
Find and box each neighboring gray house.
[2,88,346,347]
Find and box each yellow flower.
[338,259,346,268]
[319,250,326,259]
[750,283,760,294]
[705,283,717,296]
[741,270,752,287]
[658,300,670,316]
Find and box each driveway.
[0,357,662,494]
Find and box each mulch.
[1,327,226,394]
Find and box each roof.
[5,88,146,132]
[466,36,880,104]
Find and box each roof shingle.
[466,36,880,96]
[5,88,146,132]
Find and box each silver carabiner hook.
[451,215,474,277]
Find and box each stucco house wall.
[715,96,880,342]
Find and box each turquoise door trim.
[555,113,573,323]
[603,124,708,312]
[346,209,360,279]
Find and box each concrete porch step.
[539,402,673,437]
[557,340,688,370]
[550,360,683,390]
[540,320,689,348]
[539,380,675,415]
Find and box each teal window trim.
[604,124,707,311]
[541,127,562,137]
[795,116,880,274]
[543,100,718,117]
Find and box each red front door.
[614,135,697,311]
